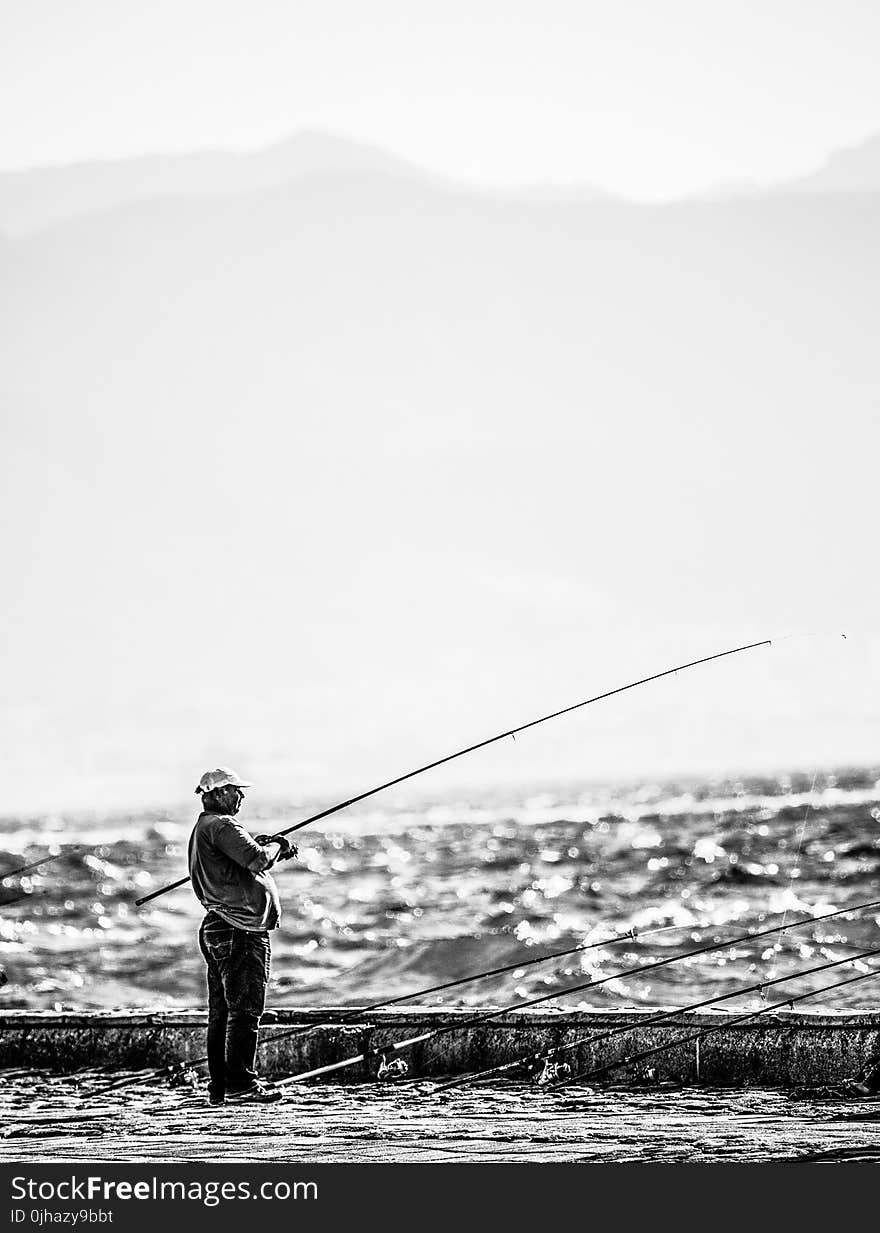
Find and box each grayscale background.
[1,1,879,1017]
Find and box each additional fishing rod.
[0,850,80,882]
[214,893,880,1065]
[136,638,772,907]
[560,958,880,1089]
[91,920,682,1092]
[435,944,880,1092]
[0,890,31,909]
[96,894,879,1098]
[88,914,771,1095]
[271,895,880,1088]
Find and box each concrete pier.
[2,1006,879,1087]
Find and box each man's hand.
[275,836,298,862]
[255,834,299,862]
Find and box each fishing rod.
[0,890,31,909]
[88,913,778,1096]
[96,895,878,1098]
[210,894,880,1065]
[90,919,685,1092]
[0,849,81,882]
[435,944,880,1092]
[135,638,772,907]
[271,895,880,1088]
[559,958,880,1090]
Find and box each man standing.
[189,767,296,1105]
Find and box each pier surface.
[1,1071,879,1163]
[3,1007,880,1161]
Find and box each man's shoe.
[226,1081,282,1105]
[849,1081,874,1097]
[208,1091,225,1106]
[847,1064,880,1098]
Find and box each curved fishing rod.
[88,914,762,1095]
[435,944,880,1092]
[271,894,880,1088]
[135,638,771,907]
[560,958,880,1090]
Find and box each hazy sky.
[2,1,880,197]
[2,4,880,814]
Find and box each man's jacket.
[188,812,281,930]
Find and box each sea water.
[1,769,879,1012]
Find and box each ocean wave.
[2,770,879,1012]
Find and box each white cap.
[195,767,253,795]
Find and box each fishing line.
[754,633,848,996]
[135,639,773,907]
[270,895,880,1087]
[772,632,847,646]
[760,769,818,1000]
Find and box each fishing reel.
[255,835,299,862]
[164,1062,201,1090]
[376,1057,409,1083]
[533,1059,572,1087]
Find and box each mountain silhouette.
[0,131,427,234]
[1,143,877,806]
[4,127,879,236]
[782,133,880,194]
